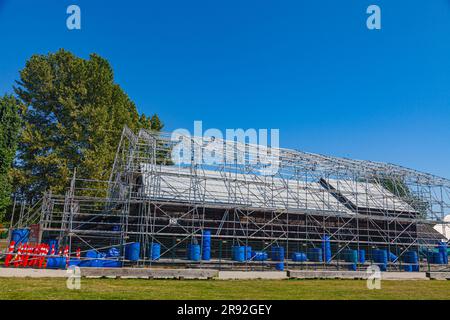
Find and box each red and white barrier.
[4,241,15,267]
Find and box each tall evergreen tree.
[14,49,162,201]
[0,95,22,221]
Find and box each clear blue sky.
[0,0,449,178]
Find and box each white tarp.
[323,179,416,213]
[140,164,353,215]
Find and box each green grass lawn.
[0,278,450,300]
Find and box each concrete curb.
[288,270,369,280]
[288,270,429,280]
[0,268,67,278]
[80,267,219,279]
[0,267,446,280]
[427,272,450,280]
[217,271,287,280]
[381,272,428,280]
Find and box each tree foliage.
[14,49,162,201]
[0,95,22,221]
[377,176,429,217]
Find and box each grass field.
[0,278,450,300]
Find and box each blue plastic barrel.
[342,249,358,263]
[404,251,418,263]
[46,257,56,269]
[46,257,66,269]
[150,243,161,261]
[106,247,120,258]
[426,251,433,263]
[125,242,140,261]
[322,235,332,263]
[102,260,122,268]
[372,249,388,264]
[291,252,307,262]
[404,265,413,272]
[82,249,105,268]
[232,246,246,262]
[348,264,357,271]
[245,246,252,260]
[68,259,81,267]
[90,259,103,268]
[271,246,285,261]
[389,252,398,263]
[202,230,211,261]
[372,249,388,271]
[11,229,30,247]
[188,244,201,261]
[438,242,448,264]
[252,251,268,261]
[202,247,210,261]
[275,262,284,271]
[358,250,366,264]
[78,260,92,267]
[403,251,419,271]
[430,251,444,264]
[403,251,418,264]
[307,248,323,262]
[86,250,100,259]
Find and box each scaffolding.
[12,126,450,271]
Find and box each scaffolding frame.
[12,126,450,271]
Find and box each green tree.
[14,49,162,201]
[0,95,22,221]
[377,176,429,217]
